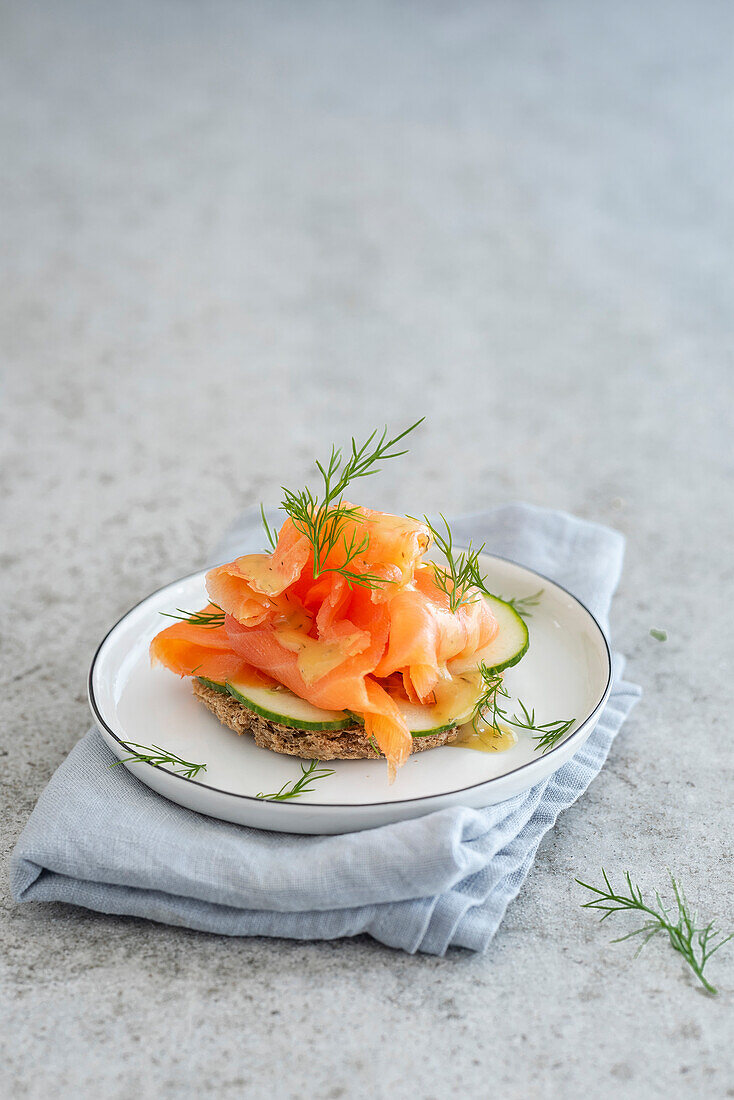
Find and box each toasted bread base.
[192,680,461,760]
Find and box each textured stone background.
[1,1,733,1096]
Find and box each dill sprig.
[423,514,487,612]
[256,759,335,801]
[473,663,575,754]
[280,419,424,591]
[260,503,278,551]
[111,742,207,780]
[503,589,544,620]
[422,516,543,622]
[472,666,510,733]
[577,870,733,995]
[509,699,575,752]
[160,605,225,629]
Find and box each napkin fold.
[10,504,641,954]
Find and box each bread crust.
[192,680,461,760]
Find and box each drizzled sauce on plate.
[454,718,517,753]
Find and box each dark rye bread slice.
[192,679,462,761]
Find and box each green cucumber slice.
[397,673,482,736]
[397,700,474,737]
[225,678,352,732]
[449,594,529,675]
[196,677,230,695]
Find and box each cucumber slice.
[225,678,352,732]
[398,700,475,736]
[196,677,230,695]
[449,594,529,675]
[396,672,483,736]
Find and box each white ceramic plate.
[89,554,611,834]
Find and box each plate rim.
[88,554,613,810]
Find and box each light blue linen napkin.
[9,504,640,954]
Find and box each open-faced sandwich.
[150,421,529,779]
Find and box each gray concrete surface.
[2,1,733,1096]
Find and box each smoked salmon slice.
[373,564,498,703]
[150,606,269,686]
